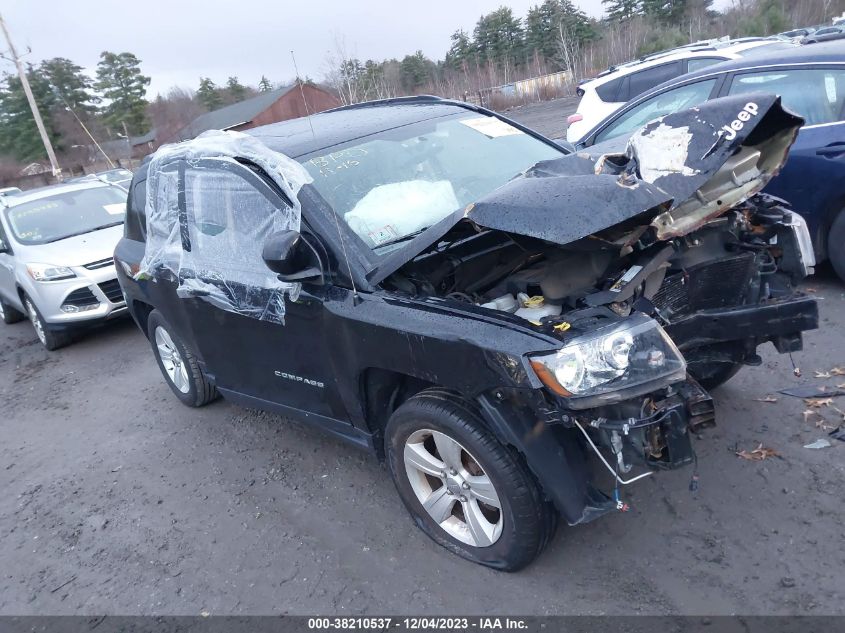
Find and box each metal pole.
[0,12,62,179]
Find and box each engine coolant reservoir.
[515,293,561,321]
[480,294,519,313]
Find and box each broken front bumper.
[664,292,818,352]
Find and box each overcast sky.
[1,0,734,97]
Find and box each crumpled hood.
[368,94,802,285]
[467,93,802,243]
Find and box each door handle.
[816,143,845,158]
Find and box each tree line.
[0,52,282,167]
[1,0,842,171]
[325,0,844,106]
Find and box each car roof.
[582,38,789,88]
[654,38,845,85]
[1,180,118,208]
[248,97,485,158]
[578,39,845,145]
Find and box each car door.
[0,218,19,308]
[724,65,845,253]
[175,157,345,421]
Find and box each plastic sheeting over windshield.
[136,129,313,324]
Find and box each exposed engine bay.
[385,193,810,334]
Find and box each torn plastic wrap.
[136,129,313,324]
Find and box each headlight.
[782,210,815,275]
[529,315,686,402]
[26,263,77,281]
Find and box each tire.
[23,295,69,351]
[691,362,743,391]
[829,210,845,283]
[385,388,556,571]
[147,309,217,407]
[0,296,25,324]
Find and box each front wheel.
[147,310,218,407]
[385,389,556,571]
[23,295,69,350]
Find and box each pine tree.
[642,0,689,22]
[196,77,222,111]
[445,30,474,70]
[40,57,98,114]
[95,51,151,135]
[399,51,434,92]
[602,0,643,21]
[473,7,525,70]
[258,75,273,92]
[0,66,61,162]
[525,0,594,63]
[225,76,247,103]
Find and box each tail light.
[567,114,583,125]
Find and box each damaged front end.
[382,95,818,522]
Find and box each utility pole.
[0,12,62,179]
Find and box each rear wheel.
[0,296,25,324]
[829,210,845,282]
[385,388,556,571]
[147,310,217,407]
[23,295,69,350]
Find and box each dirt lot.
[2,99,845,615]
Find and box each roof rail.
[327,95,447,113]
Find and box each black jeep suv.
[116,95,818,570]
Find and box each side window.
[0,220,11,253]
[596,76,624,102]
[183,165,290,276]
[595,79,718,144]
[728,67,845,126]
[687,57,726,73]
[626,62,682,100]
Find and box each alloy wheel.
[25,299,46,346]
[403,428,503,547]
[155,326,190,394]
[0,300,5,320]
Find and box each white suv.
[565,38,795,143]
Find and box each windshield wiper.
[43,221,124,244]
[375,226,431,249]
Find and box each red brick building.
[179,84,340,140]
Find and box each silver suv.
[0,180,129,349]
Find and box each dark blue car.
[575,40,845,280]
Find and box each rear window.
[595,77,624,102]
[687,57,726,73]
[626,62,682,101]
[5,186,127,245]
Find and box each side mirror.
[0,238,8,254]
[262,230,325,285]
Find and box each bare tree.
[148,86,205,146]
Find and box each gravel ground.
[1,99,844,615]
[503,95,580,139]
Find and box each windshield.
[5,186,127,245]
[300,113,563,251]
